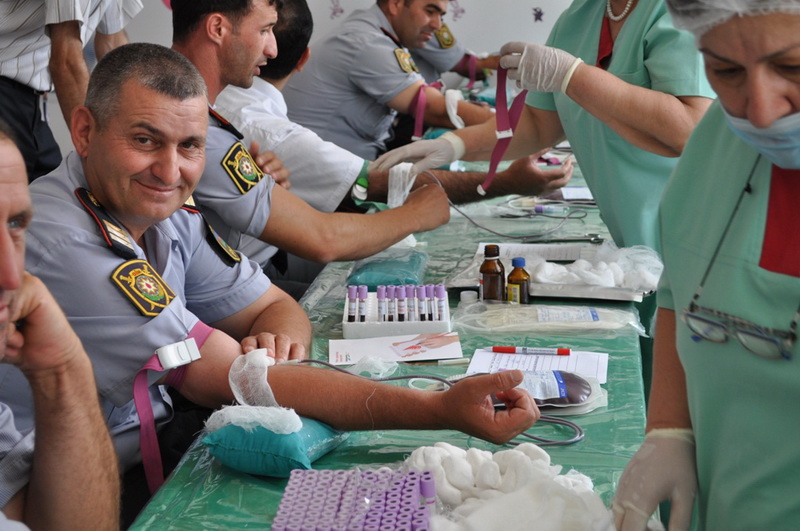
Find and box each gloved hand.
[499,41,584,93]
[371,131,465,175]
[612,429,697,531]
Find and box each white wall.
[49,0,567,154]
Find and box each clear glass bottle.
[507,257,531,304]
[479,244,505,301]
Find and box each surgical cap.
[666,0,800,37]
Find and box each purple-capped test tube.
[386,285,396,322]
[377,285,387,322]
[425,284,435,321]
[416,285,428,322]
[347,285,357,323]
[358,285,368,322]
[405,285,417,322]
[435,284,447,321]
[396,285,406,322]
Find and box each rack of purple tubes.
[271,468,435,531]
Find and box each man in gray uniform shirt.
[284,0,495,159]
[173,0,453,297]
[0,119,118,529]
[0,40,538,508]
[412,23,500,84]
[214,0,572,285]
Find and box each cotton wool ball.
[435,441,468,459]
[465,448,492,476]
[609,262,624,285]
[621,271,646,290]
[514,442,551,465]
[475,458,502,490]
[433,464,463,507]
[571,259,592,271]
[442,454,475,491]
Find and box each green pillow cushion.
[202,417,349,478]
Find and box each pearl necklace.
[606,0,635,21]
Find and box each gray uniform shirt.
[215,79,366,268]
[193,111,278,268]
[0,152,270,468]
[411,25,466,83]
[284,4,423,159]
[0,405,33,509]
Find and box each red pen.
[490,346,571,356]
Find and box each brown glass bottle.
[479,244,505,301]
[507,257,531,304]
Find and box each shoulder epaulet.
[180,195,201,214]
[204,222,242,267]
[435,24,456,49]
[380,28,419,74]
[74,188,137,260]
[179,195,241,266]
[209,107,244,140]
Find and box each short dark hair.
[172,0,283,43]
[260,0,313,81]
[86,43,207,128]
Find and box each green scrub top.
[658,101,800,529]
[526,0,714,250]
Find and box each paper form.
[466,348,608,384]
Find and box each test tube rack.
[271,468,434,531]
[342,286,451,339]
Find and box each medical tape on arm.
[134,321,211,494]
[445,90,466,129]
[478,67,528,195]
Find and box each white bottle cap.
[460,290,478,303]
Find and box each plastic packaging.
[347,248,429,289]
[451,301,646,336]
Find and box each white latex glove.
[499,41,583,93]
[372,131,465,175]
[612,429,697,531]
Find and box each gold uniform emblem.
[222,142,264,194]
[112,260,176,317]
[394,48,419,74]
[435,24,456,49]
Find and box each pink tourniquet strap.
[412,81,444,140]
[135,322,213,494]
[479,68,528,194]
[134,355,167,494]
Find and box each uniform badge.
[221,142,264,194]
[394,48,419,74]
[435,24,456,49]
[112,260,176,317]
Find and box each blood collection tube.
[406,285,417,322]
[377,285,387,322]
[435,284,447,321]
[358,285,368,322]
[386,285,396,322]
[347,285,357,323]
[396,285,406,322]
[425,285,435,321]
[416,285,427,322]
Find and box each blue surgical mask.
[724,108,800,169]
